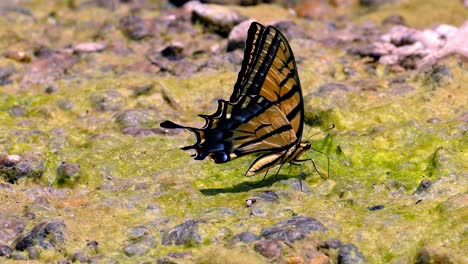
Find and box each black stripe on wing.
[160,95,293,164]
[230,22,266,103]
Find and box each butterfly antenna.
[306,123,335,142]
[304,115,319,139]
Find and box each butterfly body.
[161,22,311,179]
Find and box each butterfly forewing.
[230,22,304,141]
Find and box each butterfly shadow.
[199,173,299,196]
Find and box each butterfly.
[161,22,325,180]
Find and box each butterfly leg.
[289,161,305,191]
[294,158,327,180]
[310,147,330,180]
[268,164,284,188]
[246,169,270,188]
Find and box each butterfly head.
[299,142,312,151]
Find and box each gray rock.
[253,190,279,202]
[0,154,45,183]
[0,214,27,243]
[115,109,158,128]
[89,90,126,112]
[230,231,259,243]
[190,2,247,37]
[9,105,25,117]
[316,83,349,95]
[260,216,326,242]
[0,244,13,257]
[162,220,206,246]
[0,64,15,86]
[119,15,151,40]
[227,19,256,51]
[253,239,281,260]
[319,238,343,249]
[123,236,156,257]
[337,243,366,264]
[416,246,454,264]
[414,179,432,194]
[14,220,67,251]
[56,162,81,184]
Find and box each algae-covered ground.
[0,0,467,263]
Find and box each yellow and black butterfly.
[161,22,325,180]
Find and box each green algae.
[0,1,467,263]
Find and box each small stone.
[44,84,58,94]
[191,2,247,37]
[416,246,454,264]
[254,190,280,202]
[367,205,384,211]
[0,65,15,86]
[89,90,126,112]
[27,246,40,259]
[0,154,45,183]
[123,236,156,257]
[71,251,90,262]
[161,43,184,60]
[271,20,308,40]
[230,232,259,244]
[227,19,256,51]
[4,50,31,63]
[423,64,452,88]
[162,220,206,246]
[382,14,406,26]
[0,244,13,257]
[337,244,366,264]
[253,239,281,260]
[56,162,81,184]
[126,226,150,240]
[260,216,326,242]
[9,105,26,117]
[414,179,432,194]
[119,15,151,40]
[319,238,343,249]
[115,108,158,128]
[74,42,106,53]
[57,99,74,111]
[14,220,67,251]
[426,118,441,123]
[131,84,154,96]
[315,83,349,95]
[309,254,330,264]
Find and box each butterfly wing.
[160,95,297,164]
[231,22,305,141]
[160,22,305,176]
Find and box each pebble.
[119,15,151,40]
[190,2,247,37]
[115,108,158,128]
[230,231,259,244]
[0,244,13,257]
[260,216,326,242]
[89,90,126,112]
[414,179,432,194]
[253,239,282,260]
[56,162,81,184]
[161,220,206,246]
[14,220,67,251]
[0,154,45,183]
[337,243,366,264]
